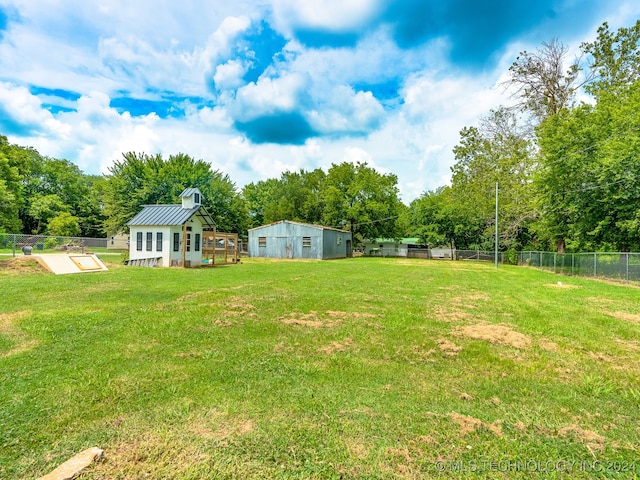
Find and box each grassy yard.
[1,257,639,479]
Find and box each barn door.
[276,237,293,259]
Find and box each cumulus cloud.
[1,0,638,203]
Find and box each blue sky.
[0,0,638,202]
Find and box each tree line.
[1,20,639,253]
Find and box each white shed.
[126,188,215,267]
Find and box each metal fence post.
[594,253,597,277]
[12,234,16,257]
[572,254,574,276]
[553,253,557,273]
[626,253,629,283]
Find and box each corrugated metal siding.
[321,229,351,259]
[248,221,351,259]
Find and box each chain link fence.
[519,251,640,284]
[1,233,107,256]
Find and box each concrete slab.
[35,254,108,275]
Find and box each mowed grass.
[1,257,639,479]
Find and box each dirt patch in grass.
[280,312,341,328]
[326,310,378,320]
[0,256,49,275]
[448,413,503,437]
[224,296,256,311]
[544,282,581,289]
[538,339,559,351]
[0,311,38,357]
[557,425,605,452]
[615,339,640,352]
[436,338,463,357]
[318,338,354,355]
[604,311,640,324]
[452,322,531,349]
[430,305,472,323]
[84,431,210,478]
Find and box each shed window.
[146,232,153,251]
[302,236,311,247]
[173,233,180,252]
[258,236,267,247]
[337,235,342,245]
[156,232,163,252]
[136,232,143,251]
[186,233,191,252]
[195,233,201,252]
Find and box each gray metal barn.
[248,220,352,260]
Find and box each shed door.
[277,236,292,259]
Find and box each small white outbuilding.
[126,188,215,267]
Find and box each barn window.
[186,234,191,252]
[302,236,311,247]
[337,235,342,245]
[173,233,180,251]
[156,232,163,251]
[258,237,267,247]
[194,192,200,204]
[136,232,143,251]
[195,233,201,252]
[146,232,153,251]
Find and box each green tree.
[103,152,249,235]
[242,178,281,228]
[450,108,536,250]
[582,20,640,98]
[535,81,640,251]
[47,212,81,237]
[408,186,484,251]
[0,150,22,232]
[28,194,69,234]
[321,162,403,245]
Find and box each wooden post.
[212,226,216,266]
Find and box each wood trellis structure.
[201,229,239,265]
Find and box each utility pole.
[495,182,499,269]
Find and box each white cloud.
[232,73,309,120]
[213,60,248,91]
[272,0,380,32]
[308,86,384,134]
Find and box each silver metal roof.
[179,187,200,198]
[127,204,215,228]
[248,220,350,233]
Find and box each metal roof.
[127,204,215,228]
[179,187,200,198]
[248,220,350,233]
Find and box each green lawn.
[1,257,639,479]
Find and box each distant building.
[126,188,215,267]
[107,232,129,250]
[248,220,352,260]
[365,238,432,258]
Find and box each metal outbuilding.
[248,220,352,260]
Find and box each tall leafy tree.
[582,20,640,98]
[103,152,248,234]
[450,108,536,250]
[408,186,484,252]
[535,81,640,251]
[0,149,22,232]
[321,162,403,244]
